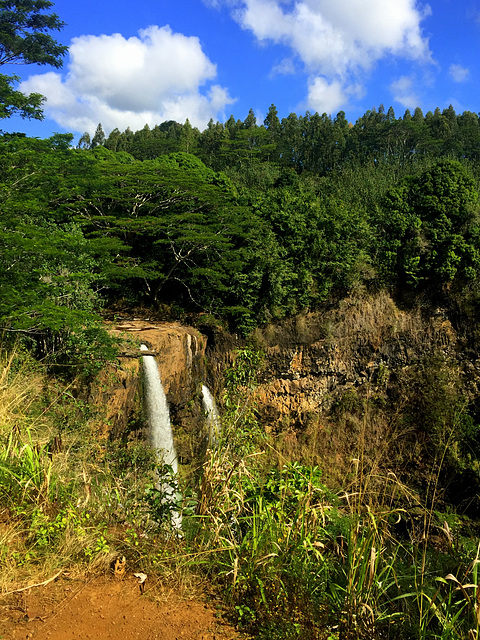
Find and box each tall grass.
[0,346,182,595]
[189,351,480,640]
[2,341,479,640]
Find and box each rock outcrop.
[90,293,480,493]
[253,293,461,432]
[91,321,207,460]
[204,292,474,437]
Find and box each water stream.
[202,384,221,447]
[141,344,181,529]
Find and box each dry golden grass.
[0,349,46,434]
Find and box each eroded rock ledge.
[91,321,207,445]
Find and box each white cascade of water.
[141,344,181,529]
[201,384,221,447]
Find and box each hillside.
[2,105,480,639]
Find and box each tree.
[243,108,256,129]
[0,0,67,120]
[378,159,480,291]
[90,122,105,148]
[77,131,90,149]
[0,135,120,373]
[179,118,198,153]
[264,104,280,135]
[65,151,247,311]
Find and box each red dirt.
[1,574,243,640]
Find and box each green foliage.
[3,108,480,338]
[0,429,54,507]
[0,346,194,586]
[194,434,480,639]
[145,474,182,529]
[0,0,67,120]
[0,72,44,118]
[222,347,264,454]
[377,159,480,292]
[0,0,67,67]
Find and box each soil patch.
[1,574,242,640]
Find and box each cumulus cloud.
[216,0,432,113]
[307,77,346,114]
[389,75,419,109]
[20,25,236,134]
[449,63,469,83]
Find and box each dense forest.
[2,103,480,360]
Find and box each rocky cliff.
[251,292,463,431]
[91,320,208,463]
[203,292,480,503]
[92,293,480,505]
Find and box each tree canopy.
[0,0,67,120]
[1,101,480,350]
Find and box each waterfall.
[202,384,221,447]
[141,344,181,529]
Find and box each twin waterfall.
[140,344,220,530]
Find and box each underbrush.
[0,346,187,595]
[192,448,480,639]
[186,348,480,639]
[2,344,480,640]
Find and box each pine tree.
[90,123,106,148]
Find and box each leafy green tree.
[77,131,90,149]
[0,0,67,120]
[63,151,250,316]
[457,111,480,161]
[251,179,372,314]
[179,118,199,154]
[243,108,256,129]
[278,112,303,170]
[198,118,229,169]
[104,127,121,151]
[264,103,280,136]
[0,135,118,372]
[377,159,480,291]
[47,131,72,150]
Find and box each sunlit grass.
[2,342,480,640]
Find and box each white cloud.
[389,75,419,109]
[449,63,470,83]
[218,0,432,113]
[20,25,235,134]
[241,0,432,72]
[307,77,346,114]
[270,57,296,76]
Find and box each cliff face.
[92,293,480,504]
[251,293,463,433]
[199,294,480,510]
[94,294,476,443]
[91,321,207,461]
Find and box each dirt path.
[1,574,243,640]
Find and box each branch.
[2,570,63,596]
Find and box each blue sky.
[2,0,479,140]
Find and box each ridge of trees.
[1,100,480,371]
[78,103,480,176]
